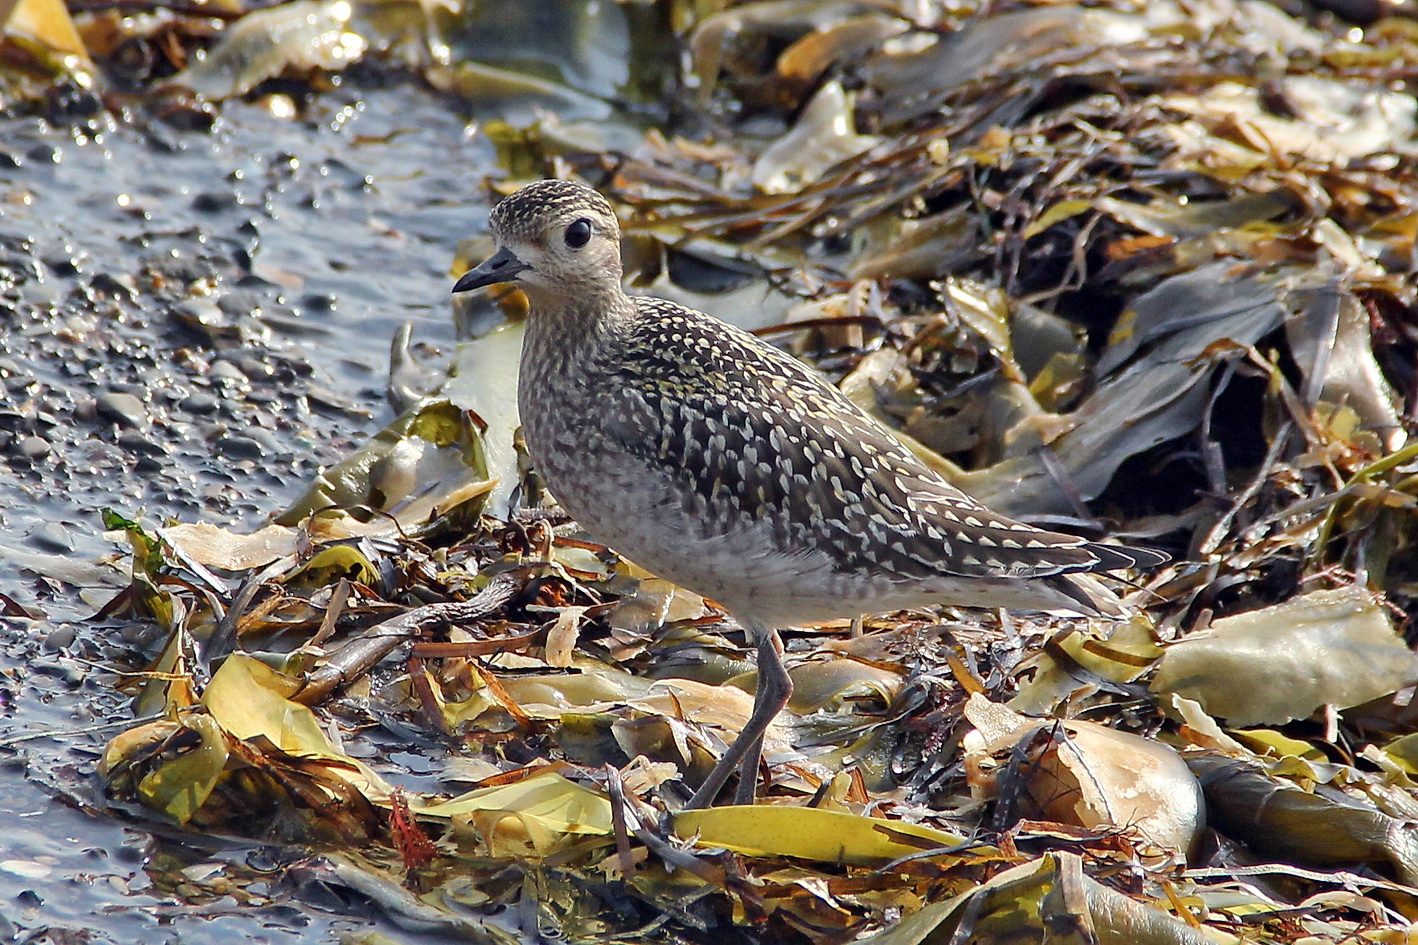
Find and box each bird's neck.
[520,284,635,372]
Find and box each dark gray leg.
[685,628,793,809]
[731,732,766,806]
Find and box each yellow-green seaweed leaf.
[674,805,973,867]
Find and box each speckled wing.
[603,299,1153,583]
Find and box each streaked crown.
[488,179,617,245]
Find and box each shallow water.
[0,78,500,942]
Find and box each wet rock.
[30,657,85,687]
[44,82,104,121]
[210,360,248,384]
[157,98,217,133]
[246,425,283,452]
[17,435,51,460]
[28,522,73,553]
[18,279,58,306]
[181,392,219,414]
[173,297,226,327]
[116,429,166,456]
[43,246,86,278]
[298,292,336,315]
[89,272,138,300]
[218,433,265,459]
[217,289,268,320]
[192,191,241,214]
[226,353,281,384]
[95,391,147,428]
[25,142,60,164]
[119,621,163,646]
[43,625,77,651]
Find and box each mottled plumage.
[454,178,1165,806]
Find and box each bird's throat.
[521,287,634,369]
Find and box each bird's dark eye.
[564,218,592,249]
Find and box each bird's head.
[453,179,623,303]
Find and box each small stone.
[217,434,264,459]
[28,522,72,553]
[216,290,267,320]
[89,272,137,299]
[173,297,226,328]
[181,392,219,414]
[43,625,76,650]
[95,391,146,428]
[209,360,247,383]
[117,430,166,456]
[30,657,84,686]
[43,248,85,278]
[191,191,240,214]
[17,435,50,460]
[298,292,336,315]
[25,142,59,164]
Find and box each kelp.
[25,0,1418,941]
[0,0,91,83]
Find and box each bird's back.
[520,295,1159,624]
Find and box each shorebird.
[453,178,1165,808]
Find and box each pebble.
[25,142,59,164]
[209,360,247,383]
[30,658,85,686]
[43,247,85,279]
[299,292,336,315]
[17,435,51,460]
[95,391,146,428]
[216,289,268,320]
[0,859,53,880]
[181,392,219,414]
[88,272,137,299]
[43,625,76,650]
[172,297,226,328]
[191,191,240,214]
[116,429,165,456]
[217,434,264,459]
[28,522,72,553]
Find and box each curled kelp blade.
[275,394,495,534]
[962,695,1204,862]
[1152,586,1418,728]
[1187,751,1418,887]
